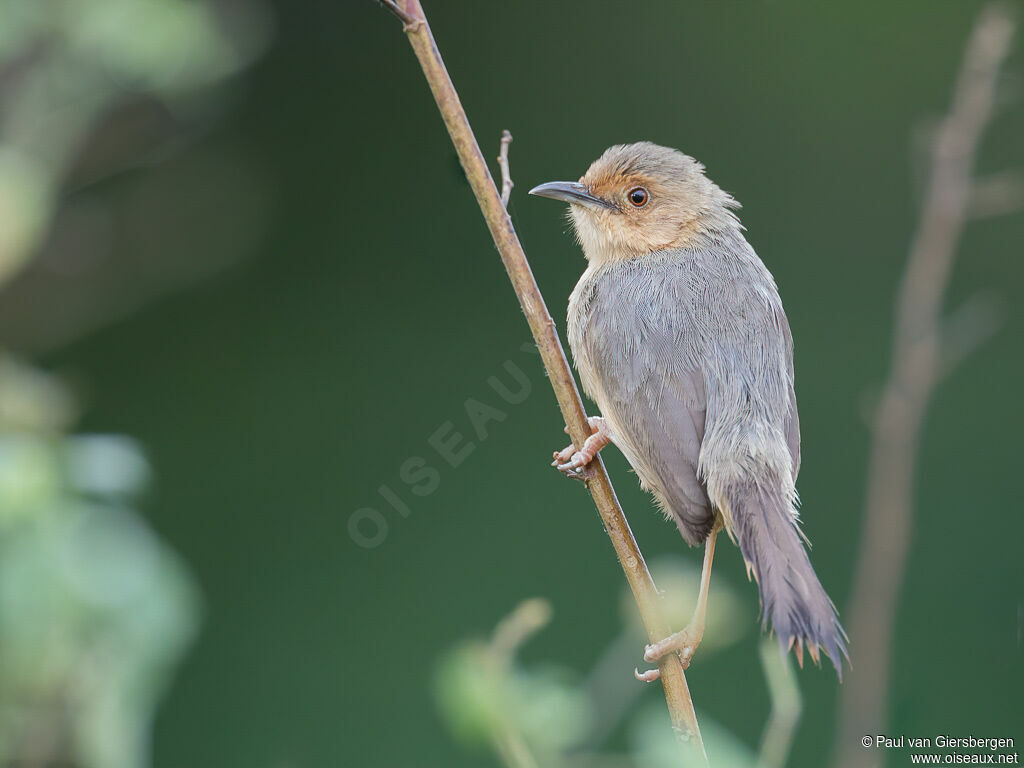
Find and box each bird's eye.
[628,187,649,207]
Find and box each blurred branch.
[498,130,514,207]
[757,639,801,768]
[939,292,1004,375]
[487,600,550,768]
[490,598,552,660]
[835,6,1015,768]
[375,2,707,762]
[0,0,271,351]
[493,732,541,768]
[967,169,1024,217]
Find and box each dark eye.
[628,187,649,207]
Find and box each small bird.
[530,142,846,678]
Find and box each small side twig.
[968,169,1024,218]
[835,6,1015,768]
[938,293,1004,375]
[498,130,514,208]
[375,0,418,29]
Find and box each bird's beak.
[528,181,616,210]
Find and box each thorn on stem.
[498,130,514,208]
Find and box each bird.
[529,142,846,679]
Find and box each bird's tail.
[724,475,847,677]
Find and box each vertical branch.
[375,1,707,762]
[835,6,1015,768]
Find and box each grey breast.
[567,251,715,544]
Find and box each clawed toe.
[555,450,589,472]
[549,418,611,476]
[635,628,699,683]
[552,445,577,466]
[634,667,661,683]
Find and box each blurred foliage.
[0,0,271,283]
[0,368,199,768]
[0,354,75,433]
[435,560,799,767]
[0,1,272,766]
[436,598,592,766]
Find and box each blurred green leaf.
[631,702,759,768]
[0,433,200,768]
[0,147,51,286]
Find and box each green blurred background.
[0,1,1021,766]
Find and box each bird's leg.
[551,416,610,475]
[637,516,723,680]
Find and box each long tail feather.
[727,478,847,677]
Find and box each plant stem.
[375,0,706,761]
[758,639,801,768]
[835,5,1015,768]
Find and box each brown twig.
[834,6,1015,768]
[375,1,707,762]
[498,130,514,208]
[374,0,417,28]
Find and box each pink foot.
[551,417,611,475]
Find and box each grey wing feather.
[575,262,715,545]
[785,386,800,480]
[776,305,801,479]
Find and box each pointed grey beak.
[528,181,617,210]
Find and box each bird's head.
[530,142,740,264]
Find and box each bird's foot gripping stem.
[634,625,706,683]
[649,624,705,668]
[634,517,722,683]
[551,417,610,476]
